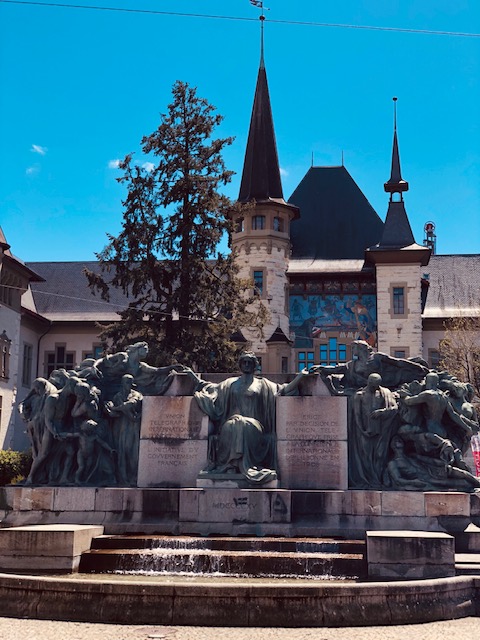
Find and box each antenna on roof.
[311,151,314,167]
[341,150,344,166]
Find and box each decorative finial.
[384,96,408,198]
[311,151,314,167]
[250,0,269,67]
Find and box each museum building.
[1,51,479,451]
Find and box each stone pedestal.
[137,396,209,487]
[0,524,104,572]
[366,530,455,580]
[179,488,291,525]
[276,395,348,489]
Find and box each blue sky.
[0,0,479,261]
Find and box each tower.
[231,19,299,371]
[365,99,430,357]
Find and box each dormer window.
[252,215,265,231]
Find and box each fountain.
[2,344,480,626]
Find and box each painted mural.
[290,294,377,348]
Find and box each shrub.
[0,449,32,486]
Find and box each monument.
[16,340,480,495]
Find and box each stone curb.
[0,572,478,627]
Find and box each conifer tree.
[86,81,266,371]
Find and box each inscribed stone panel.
[276,396,347,441]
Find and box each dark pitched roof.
[288,166,384,260]
[384,128,409,194]
[238,61,285,204]
[422,254,480,318]
[26,261,131,321]
[266,325,292,344]
[375,200,416,248]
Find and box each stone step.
[90,534,365,555]
[79,546,366,578]
[455,553,480,575]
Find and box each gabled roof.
[266,325,292,344]
[422,254,480,318]
[26,261,130,321]
[288,166,384,260]
[238,61,285,204]
[0,226,44,282]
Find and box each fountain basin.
[0,571,478,626]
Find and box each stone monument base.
[196,472,279,489]
[0,524,104,572]
[1,486,479,539]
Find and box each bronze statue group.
[18,340,480,492]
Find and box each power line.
[1,0,479,38]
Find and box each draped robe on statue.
[194,376,292,484]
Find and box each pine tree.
[86,81,266,371]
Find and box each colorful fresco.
[290,294,377,348]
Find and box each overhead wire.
[1,0,479,38]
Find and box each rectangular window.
[253,270,264,296]
[45,344,75,378]
[281,356,288,374]
[390,347,409,359]
[22,343,33,387]
[297,351,314,372]
[392,287,405,315]
[318,338,347,366]
[235,218,244,233]
[83,344,104,361]
[429,349,441,369]
[0,331,11,381]
[319,344,328,365]
[252,215,265,230]
[273,216,284,232]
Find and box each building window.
[318,337,347,366]
[429,349,441,369]
[273,216,284,232]
[83,344,104,361]
[45,344,75,378]
[297,351,315,372]
[281,356,288,374]
[235,218,244,233]
[252,215,265,230]
[392,286,405,315]
[391,347,409,359]
[0,331,11,381]
[253,270,264,296]
[22,343,33,387]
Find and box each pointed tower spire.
[238,13,284,204]
[376,98,416,249]
[384,97,409,199]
